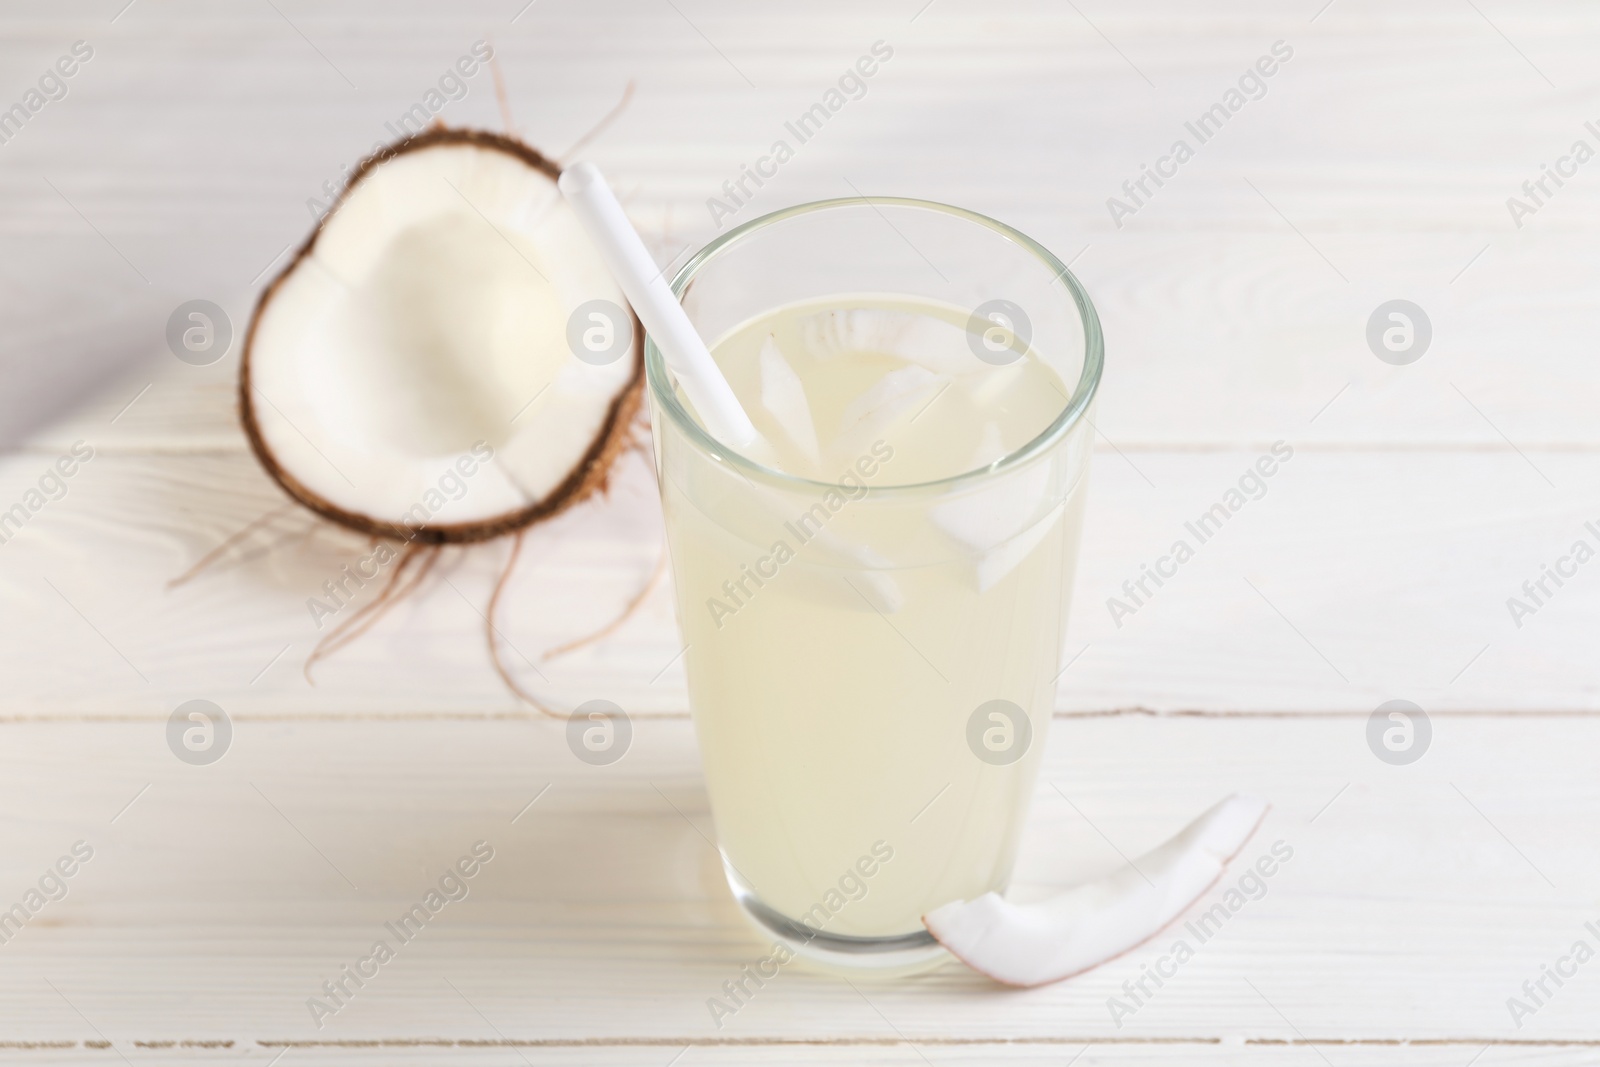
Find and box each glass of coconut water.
[646,198,1102,972]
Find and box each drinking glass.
[646,198,1103,971]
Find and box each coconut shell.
[238,127,644,546]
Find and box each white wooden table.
[3,2,1598,1062]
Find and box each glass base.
[722,856,952,977]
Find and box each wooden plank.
[6,3,1600,447]
[1,715,1596,1054]
[0,446,1595,717]
[4,2,1597,237]
[6,1047,1597,1067]
[20,226,1600,455]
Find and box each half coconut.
[242,128,642,544]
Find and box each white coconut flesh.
[924,794,1268,987]
[246,137,638,537]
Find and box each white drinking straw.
[558,161,760,449]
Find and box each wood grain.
[2,2,1598,1061]
[2,715,1597,1060]
[18,226,1600,455]
[6,2,1600,446]
[1,444,1595,716]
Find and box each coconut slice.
[241,129,642,543]
[924,794,1268,987]
[758,335,822,470]
[930,457,1058,592]
[832,366,945,468]
[798,306,974,376]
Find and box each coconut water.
[659,295,1090,940]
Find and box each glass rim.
[646,195,1105,495]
